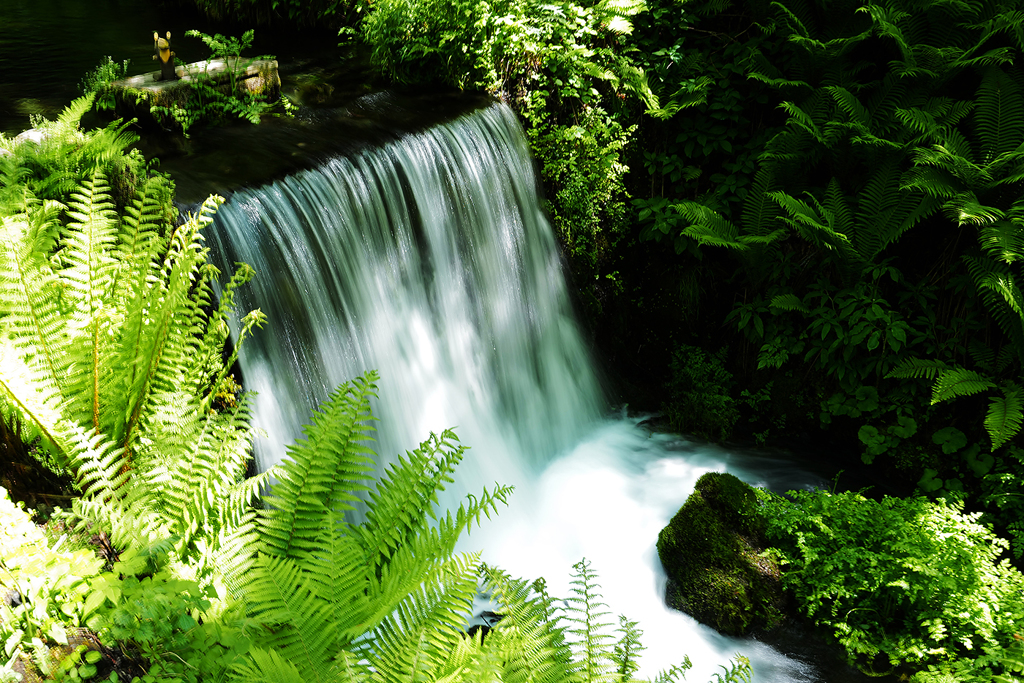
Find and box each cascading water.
[208,102,835,682]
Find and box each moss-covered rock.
[656,472,784,636]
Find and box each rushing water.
[208,102,866,681]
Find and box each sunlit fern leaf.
[358,430,466,573]
[0,341,73,467]
[242,552,342,683]
[945,193,1005,226]
[331,650,370,683]
[143,391,266,559]
[980,220,1024,263]
[651,661,693,683]
[116,194,226,448]
[986,383,1024,450]
[480,566,575,683]
[612,615,644,681]
[709,655,753,683]
[111,173,171,303]
[931,368,996,404]
[59,169,119,431]
[367,555,480,682]
[258,373,378,561]
[190,262,260,409]
[232,646,307,683]
[566,559,618,683]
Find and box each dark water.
[0,0,203,134]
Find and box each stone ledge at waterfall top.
[106,57,280,129]
[657,472,786,636]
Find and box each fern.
[987,384,1024,450]
[566,559,618,683]
[931,368,997,404]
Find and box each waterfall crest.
[209,103,604,480]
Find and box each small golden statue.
[153,31,178,81]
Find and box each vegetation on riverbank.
[662,474,1024,681]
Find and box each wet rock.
[656,472,785,636]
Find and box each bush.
[761,488,1024,679]
[665,344,739,441]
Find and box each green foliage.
[761,488,1024,678]
[0,94,145,211]
[80,57,131,112]
[0,166,268,567]
[187,0,363,28]
[664,344,739,442]
[150,30,278,137]
[362,0,659,276]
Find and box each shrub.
[761,488,1024,679]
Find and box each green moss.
[656,472,784,635]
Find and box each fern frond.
[259,372,378,561]
[740,167,781,236]
[987,383,1024,450]
[245,552,340,683]
[115,194,224,448]
[931,368,996,404]
[980,220,1024,263]
[825,86,871,127]
[770,293,808,312]
[668,202,746,250]
[566,559,618,683]
[976,66,1024,161]
[60,169,119,431]
[769,190,860,263]
[367,554,480,682]
[963,254,1024,362]
[232,647,306,683]
[481,566,575,683]
[886,357,951,380]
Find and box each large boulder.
[656,472,784,636]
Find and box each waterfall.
[208,102,831,682]
[208,103,603,483]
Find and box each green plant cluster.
[760,487,1024,681]
[149,30,281,137]
[0,93,144,211]
[616,0,1024,532]
[362,0,662,280]
[664,345,739,441]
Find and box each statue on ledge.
[153,31,178,81]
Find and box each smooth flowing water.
[208,103,842,681]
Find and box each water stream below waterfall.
[206,102,886,682]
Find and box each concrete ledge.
[108,58,280,127]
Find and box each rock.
[656,472,785,636]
